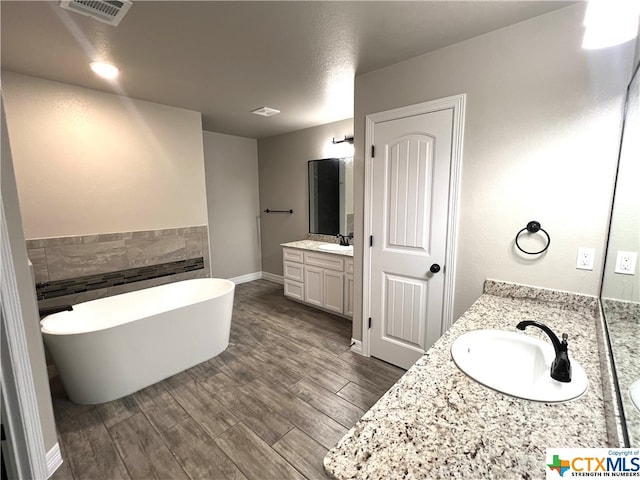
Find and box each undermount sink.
[451,329,588,403]
[318,244,353,252]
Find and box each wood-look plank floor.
[50,279,405,480]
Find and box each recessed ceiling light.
[251,107,280,117]
[582,0,640,49]
[90,61,119,80]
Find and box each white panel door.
[369,108,453,369]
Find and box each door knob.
[430,263,441,273]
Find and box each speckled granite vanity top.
[281,239,354,257]
[602,299,639,445]
[324,280,611,480]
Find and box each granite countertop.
[602,299,639,445]
[281,239,354,257]
[324,280,611,480]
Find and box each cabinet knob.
[429,264,441,274]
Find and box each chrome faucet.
[516,320,572,383]
[336,233,352,246]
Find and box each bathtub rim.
[40,277,235,336]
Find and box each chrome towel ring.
[515,220,551,255]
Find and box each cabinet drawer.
[283,261,304,282]
[345,258,354,274]
[283,248,304,263]
[284,279,304,301]
[304,251,344,271]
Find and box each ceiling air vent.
[251,107,281,117]
[60,0,132,27]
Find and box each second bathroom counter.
[281,239,354,257]
[324,280,611,479]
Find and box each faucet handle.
[336,233,350,246]
[562,333,568,342]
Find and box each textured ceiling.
[1,1,573,138]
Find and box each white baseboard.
[226,272,284,285]
[46,443,63,479]
[228,272,262,285]
[261,271,284,284]
[350,339,363,355]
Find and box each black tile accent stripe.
[36,257,204,300]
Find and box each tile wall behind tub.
[28,226,210,310]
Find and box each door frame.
[1,99,60,479]
[1,193,48,479]
[362,94,466,358]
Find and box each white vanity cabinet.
[283,247,353,318]
[283,249,305,300]
[344,257,354,317]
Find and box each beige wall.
[2,72,208,239]
[1,100,58,453]
[258,118,353,276]
[353,4,635,340]
[203,131,262,279]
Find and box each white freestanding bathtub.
[40,278,234,404]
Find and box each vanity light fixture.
[90,61,119,80]
[328,135,355,158]
[332,135,354,145]
[251,107,280,117]
[582,0,640,49]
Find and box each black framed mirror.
[308,157,353,236]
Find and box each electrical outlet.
[614,251,637,275]
[576,247,595,270]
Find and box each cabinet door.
[323,269,344,314]
[304,265,323,307]
[344,274,354,317]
